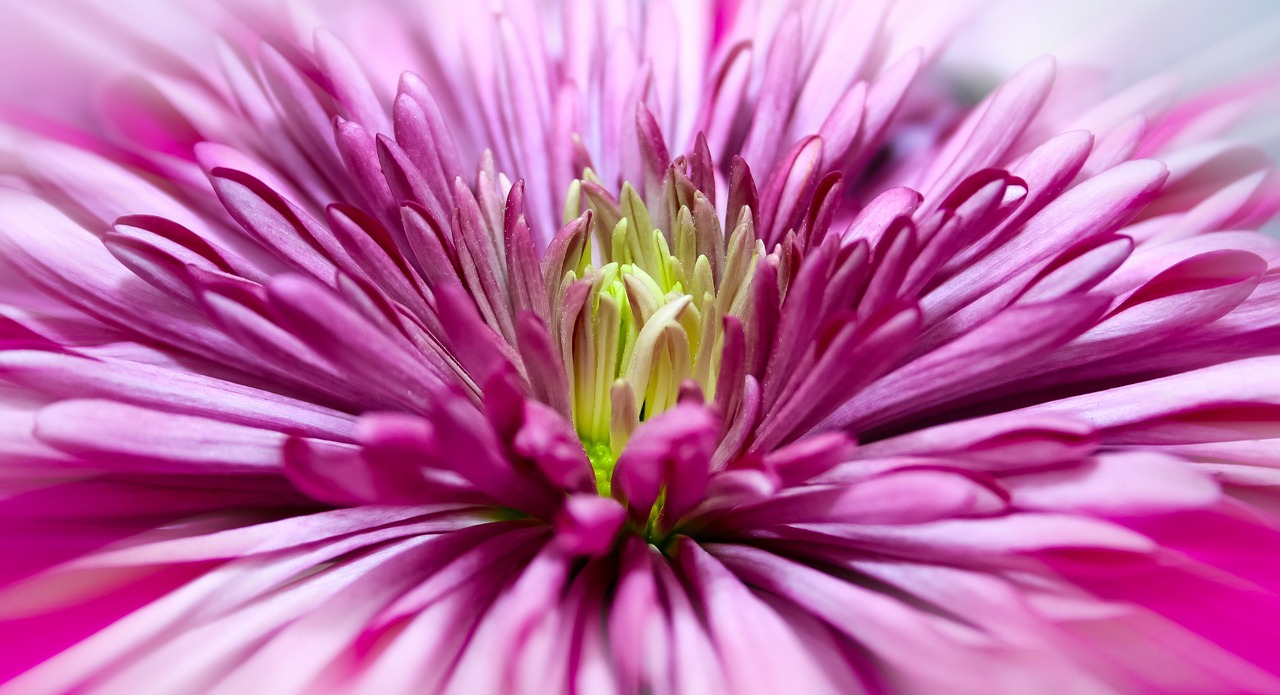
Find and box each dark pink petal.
[334,117,399,230]
[427,394,563,518]
[35,399,288,475]
[0,350,355,440]
[817,81,867,169]
[854,48,921,164]
[503,182,550,324]
[284,414,475,507]
[843,186,921,246]
[714,468,1007,530]
[689,41,751,165]
[689,131,716,206]
[1028,356,1280,445]
[209,167,337,279]
[439,544,570,693]
[725,155,759,232]
[634,103,670,202]
[202,536,454,694]
[760,237,834,412]
[83,536,441,693]
[435,283,521,390]
[1016,234,1133,305]
[16,140,208,232]
[925,159,1167,324]
[939,129,1094,275]
[758,135,823,245]
[314,29,390,135]
[745,512,1155,563]
[325,203,430,314]
[860,413,1099,472]
[1027,250,1264,374]
[199,288,387,410]
[708,542,1003,694]
[754,302,920,449]
[265,275,446,411]
[919,57,1055,201]
[764,432,857,486]
[675,539,844,695]
[394,72,464,197]
[348,548,522,692]
[555,494,626,556]
[1006,452,1219,515]
[194,142,308,213]
[257,41,350,196]
[450,180,517,343]
[378,132,443,215]
[83,508,472,566]
[111,214,242,277]
[604,538,670,692]
[363,522,545,632]
[858,216,917,321]
[0,192,249,366]
[830,294,1109,433]
[515,312,571,417]
[513,400,594,493]
[613,404,718,526]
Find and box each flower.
[2,0,1280,693]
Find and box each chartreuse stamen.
[552,176,762,496]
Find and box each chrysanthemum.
[3,0,1280,692]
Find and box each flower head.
[2,1,1280,693]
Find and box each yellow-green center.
[550,174,762,495]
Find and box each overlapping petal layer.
[1,1,1279,693]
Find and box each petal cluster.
[0,1,1279,694]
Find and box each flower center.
[553,174,761,496]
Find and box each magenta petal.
[1028,356,1280,445]
[926,159,1168,322]
[707,543,970,692]
[314,29,390,135]
[554,494,626,556]
[36,399,287,475]
[831,293,1110,432]
[718,468,1007,529]
[674,539,846,695]
[283,436,403,506]
[264,274,447,410]
[861,412,1099,472]
[209,167,337,280]
[513,400,595,493]
[2,5,1280,693]
[435,282,521,389]
[764,432,857,486]
[0,349,357,440]
[605,537,669,692]
[199,536,448,694]
[919,56,1056,201]
[739,12,802,173]
[613,404,718,525]
[82,507,458,567]
[288,410,481,507]
[1005,452,1219,515]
